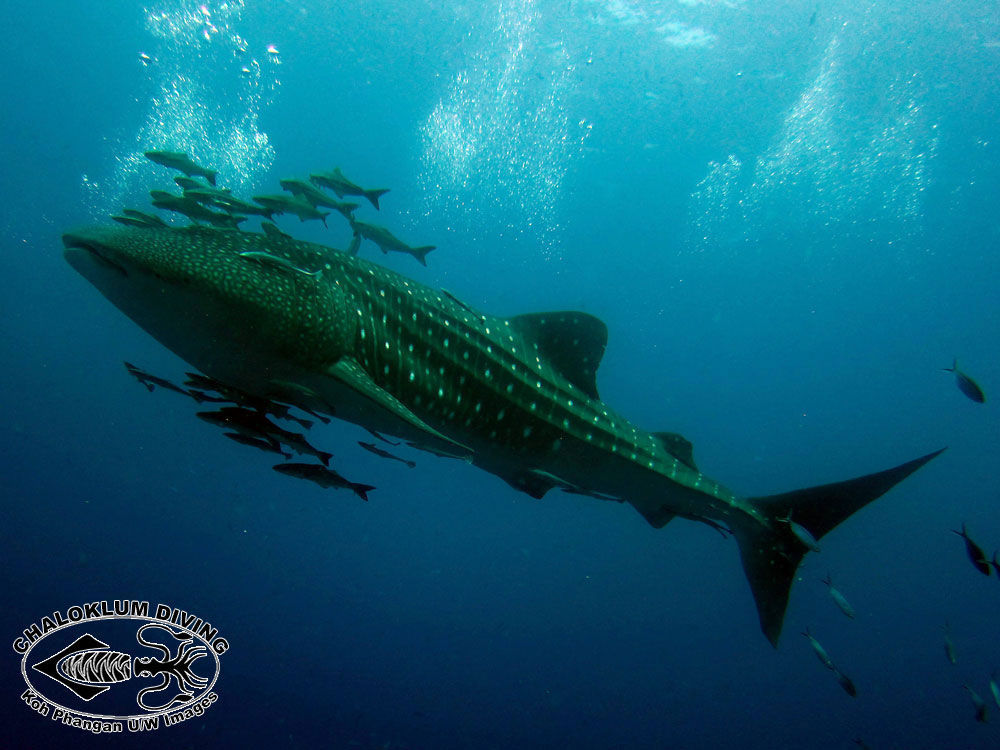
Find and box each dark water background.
[2,1,999,747]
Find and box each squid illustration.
[31,623,210,711]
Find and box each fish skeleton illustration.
[62,223,943,646]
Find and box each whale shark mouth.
[62,233,129,277]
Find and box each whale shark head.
[62,224,356,392]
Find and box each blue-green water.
[2,1,999,747]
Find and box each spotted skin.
[62,223,943,646]
[342,258,745,514]
[62,224,740,514]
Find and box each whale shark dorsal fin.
[509,311,608,400]
[652,431,698,471]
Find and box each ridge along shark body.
[62,223,943,646]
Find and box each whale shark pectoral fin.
[628,501,677,529]
[502,468,581,499]
[327,358,472,457]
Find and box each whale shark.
[62,223,943,646]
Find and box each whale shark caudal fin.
[735,448,945,647]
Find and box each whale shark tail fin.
[735,448,945,646]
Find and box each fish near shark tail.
[733,448,945,647]
[366,189,390,210]
[412,246,435,267]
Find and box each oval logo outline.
[20,614,221,722]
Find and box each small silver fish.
[120,208,168,227]
[802,627,835,671]
[144,150,217,185]
[223,431,291,459]
[310,167,389,209]
[782,514,820,552]
[273,463,375,502]
[197,407,331,465]
[280,178,359,218]
[151,192,241,227]
[112,214,157,229]
[964,684,988,723]
[124,361,194,399]
[173,176,212,191]
[944,623,957,665]
[358,441,416,468]
[349,219,435,266]
[952,523,991,576]
[833,667,857,698]
[238,251,322,279]
[252,194,329,224]
[943,359,985,403]
[187,189,273,218]
[821,574,856,619]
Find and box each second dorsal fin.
[509,311,608,400]
[652,431,698,471]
